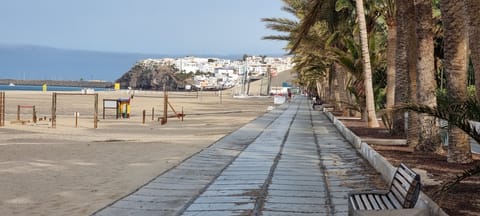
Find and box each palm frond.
[262,35,292,41]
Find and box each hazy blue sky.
[0,0,293,55]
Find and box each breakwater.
[0,79,113,88]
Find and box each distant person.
[287,89,292,102]
[312,96,324,109]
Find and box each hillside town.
[135,55,293,90]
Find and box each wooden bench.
[348,163,422,215]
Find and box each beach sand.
[0,89,275,215]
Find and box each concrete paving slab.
[268,184,326,192]
[94,207,175,216]
[111,199,187,211]
[182,210,253,216]
[186,202,255,211]
[267,189,327,197]
[266,196,327,204]
[133,188,201,197]
[192,196,254,203]
[262,211,325,216]
[263,202,329,213]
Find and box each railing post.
[0,92,4,127]
[142,110,146,124]
[17,105,20,121]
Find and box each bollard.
[151,107,154,121]
[33,106,37,123]
[0,92,4,127]
[74,112,79,128]
[17,105,20,121]
[142,110,146,124]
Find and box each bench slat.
[397,166,416,183]
[392,177,409,195]
[381,195,396,209]
[373,194,388,209]
[387,192,402,209]
[391,180,409,203]
[367,194,380,209]
[353,195,365,210]
[361,194,373,210]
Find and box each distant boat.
[8,83,15,86]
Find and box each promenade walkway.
[93,96,383,216]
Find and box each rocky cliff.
[115,60,189,90]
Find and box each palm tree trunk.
[407,4,420,148]
[386,16,396,117]
[333,63,350,115]
[355,0,379,128]
[414,0,442,152]
[332,64,342,111]
[393,0,412,137]
[440,0,473,163]
[464,0,480,101]
[394,0,417,140]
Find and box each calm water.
[0,84,107,91]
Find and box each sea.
[0,84,108,92]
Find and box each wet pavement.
[93,96,383,216]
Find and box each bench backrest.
[387,163,421,208]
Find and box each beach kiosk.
[103,98,131,119]
[117,98,131,118]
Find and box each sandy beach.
[0,89,275,215]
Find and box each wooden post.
[52,92,57,128]
[151,107,155,120]
[17,105,20,121]
[181,106,184,121]
[142,110,146,124]
[162,84,168,125]
[33,106,37,123]
[75,112,79,128]
[0,92,4,127]
[103,99,105,120]
[94,93,98,128]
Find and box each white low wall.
[324,112,448,216]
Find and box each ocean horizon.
[0,84,108,92]
[0,44,280,82]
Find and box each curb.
[324,112,448,216]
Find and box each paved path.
[93,96,382,216]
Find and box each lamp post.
[242,56,249,96]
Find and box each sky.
[0,0,294,56]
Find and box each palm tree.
[393,1,408,134]
[439,0,472,163]
[413,0,442,152]
[355,0,379,127]
[377,0,396,122]
[463,0,480,101]
[393,0,418,145]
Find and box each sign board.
[114,83,120,90]
[104,100,117,108]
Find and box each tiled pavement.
[93,96,383,216]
